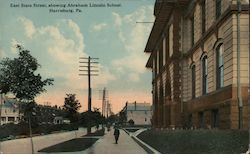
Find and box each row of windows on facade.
[191,43,223,98]
[1,117,19,122]
[2,109,17,113]
[154,43,224,100]
[152,0,223,76]
[191,0,222,45]
[189,109,219,128]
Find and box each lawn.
[38,138,98,152]
[39,128,105,152]
[137,129,248,154]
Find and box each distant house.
[53,116,70,124]
[123,102,152,125]
[53,116,63,124]
[0,96,22,125]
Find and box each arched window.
[216,44,224,89]
[191,65,196,98]
[202,56,208,94]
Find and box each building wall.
[0,97,21,125]
[232,14,249,86]
[181,59,189,102]
[127,110,152,125]
[183,0,249,129]
[147,0,249,129]
[205,0,215,30]
[1,106,21,125]
[184,1,249,101]
[194,3,202,43]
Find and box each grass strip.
[137,129,248,154]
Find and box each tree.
[107,114,118,124]
[63,94,81,123]
[0,45,54,154]
[0,45,54,101]
[0,45,54,123]
[79,110,105,128]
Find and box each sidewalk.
[83,128,147,154]
[0,128,88,154]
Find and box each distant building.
[122,102,152,125]
[53,116,70,124]
[53,116,63,124]
[145,0,249,129]
[0,96,22,125]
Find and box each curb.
[123,128,161,154]
[132,134,161,154]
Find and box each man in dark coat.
[113,126,120,144]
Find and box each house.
[122,102,152,125]
[53,116,70,124]
[0,96,22,125]
[145,0,249,129]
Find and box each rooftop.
[126,102,152,111]
[0,96,19,108]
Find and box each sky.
[0,0,155,113]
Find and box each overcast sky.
[0,0,155,113]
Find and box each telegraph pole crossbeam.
[79,56,99,134]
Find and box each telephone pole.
[106,100,110,118]
[102,88,106,117]
[79,56,99,133]
[100,87,109,117]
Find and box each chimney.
[134,101,137,110]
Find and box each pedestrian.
[107,123,111,131]
[113,126,120,144]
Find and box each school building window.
[192,65,196,98]
[199,112,205,128]
[202,56,208,94]
[216,44,224,89]
[211,109,219,128]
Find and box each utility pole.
[106,101,112,118]
[0,93,2,125]
[102,88,106,117]
[100,88,108,117]
[106,100,109,118]
[79,56,99,134]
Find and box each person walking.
[113,126,120,144]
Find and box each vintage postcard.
[0,0,249,153]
